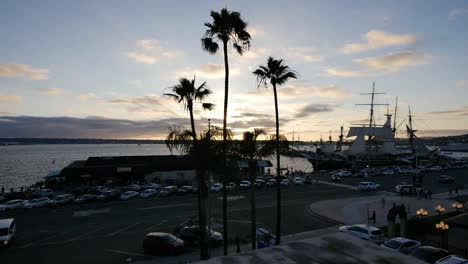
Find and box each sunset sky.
[1,0,468,140]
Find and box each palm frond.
[202,103,215,111]
[201,38,219,54]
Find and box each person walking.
[455,187,459,196]
[371,211,376,224]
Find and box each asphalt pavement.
[0,183,364,264]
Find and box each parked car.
[0,200,26,211]
[381,237,421,254]
[123,184,142,191]
[142,232,184,255]
[178,225,223,247]
[142,183,160,190]
[177,186,193,195]
[304,176,313,184]
[266,178,276,187]
[334,170,353,177]
[120,191,139,201]
[435,255,468,264]
[51,194,75,206]
[358,182,381,191]
[74,194,97,204]
[159,186,178,197]
[97,189,121,201]
[23,197,52,209]
[239,180,251,190]
[383,170,395,176]
[88,186,106,194]
[226,182,236,191]
[254,179,265,189]
[0,195,4,202]
[439,175,455,184]
[397,185,417,195]
[429,166,443,171]
[0,218,16,247]
[338,224,384,244]
[410,246,450,264]
[280,179,290,187]
[32,189,54,198]
[140,189,158,199]
[210,183,223,193]
[293,177,304,185]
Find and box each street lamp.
[452,202,463,212]
[435,221,449,249]
[416,208,428,219]
[435,205,446,215]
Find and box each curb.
[306,206,344,225]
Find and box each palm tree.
[202,8,251,255]
[252,57,297,245]
[164,77,214,260]
[233,129,275,250]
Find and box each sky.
[1,0,468,140]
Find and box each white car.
[338,224,384,244]
[52,194,75,206]
[142,183,160,190]
[120,191,139,200]
[0,218,16,247]
[0,200,26,211]
[23,197,52,209]
[280,179,290,186]
[139,189,157,199]
[33,189,54,197]
[382,170,394,176]
[358,181,381,191]
[239,180,251,190]
[210,183,223,193]
[381,237,421,254]
[293,177,304,185]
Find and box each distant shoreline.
[0,138,166,145]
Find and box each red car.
[142,232,184,255]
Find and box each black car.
[304,176,313,184]
[178,225,223,247]
[331,175,341,182]
[74,194,97,204]
[160,186,178,197]
[410,246,450,264]
[97,189,121,201]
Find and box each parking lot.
[0,183,365,264]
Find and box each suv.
[381,237,421,254]
[338,224,384,244]
[358,182,381,191]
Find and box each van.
[0,218,16,247]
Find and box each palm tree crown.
[253,57,298,87]
[201,8,251,54]
[164,77,214,112]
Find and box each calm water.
[0,144,313,189]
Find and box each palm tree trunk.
[273,83,281,245]
[189,104,209,260]
[222,39,229,256]
[249,160,257,250]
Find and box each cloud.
[0,111,14,115]
[427,110,463,115]
[286,47,324,62]
[107,94,176,116]
[277,85,350,99]
[295,103,335,118]
[354,51,429,72]
[125,52,156,64]
[39,88,64,95]
[177,63,239,79]
[325,67,363,77]
[340,30,416,54]
[232,112,272,119]
[77,93,97,100]
[0,94,22,104]
[0,63,48,80]
[449,8,468,20]
[248,25,266,37]
[456,79,468,87]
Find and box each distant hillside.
[0,138,165,145]
[419,133,468,146]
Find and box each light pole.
[435,221,449,249]
[416,208,428,219]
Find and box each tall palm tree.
[234,129,275,250]
[202,8,251,255]
[252,57,297,245]
[164,77,214,260]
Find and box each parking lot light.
[435,205,445,215]
[435,221,449,230]
[416,208,428,218]
[452,202,463,212]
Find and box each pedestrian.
[428,189,432,200]
[455,187,459,196]
[381,198,386,208]
[371,211,376,224]
[1,187,4,194]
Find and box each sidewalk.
[309,195,457,227]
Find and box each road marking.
[105,249,146,257]
[67,227,105,241]
[216,195,245,201]
[136,203,192,210]
[73,208,110,217]
[109,222,141,236]
[17,234,59,248]
[145,220,169,231]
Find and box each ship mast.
[408,106,415,153]
[393,96,398,136]
[337,126,344,151]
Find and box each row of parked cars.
[338,224,467,264]
[209,176,314,193]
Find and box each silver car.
[338,224,384,244]
[0,200,26,211]
[23,197,52,209]
[381,237,421,254]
